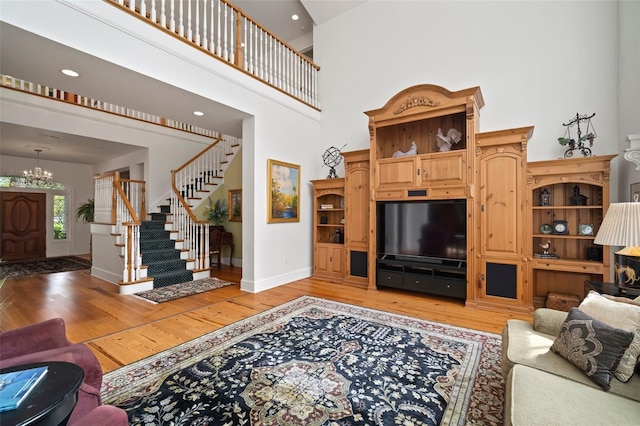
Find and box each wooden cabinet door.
[477,258,525,305]
[314,244,344,281]
[472,127,532,313]
[344,149,370,286]
[417,151,465,187]
[1,192,46,260]
[376,157,416,190]
[478,152,523,257]
[345,154,369,247]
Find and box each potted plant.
[75,198,94,224]
[205,198,228,227]
[75,199,94,261]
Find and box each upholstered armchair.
[0,318,127,425]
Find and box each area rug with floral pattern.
[102,296,504,425]
[0,256,91,279]
[134,277,234,303]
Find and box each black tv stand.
[376,257,466,299]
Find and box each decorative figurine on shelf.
[558,112,597,158]
[540,240,551,255]
[392,141,418,158]
[535,240,559,259]
[569,185,588,206]
[540,188,552,206]
[436,128,463,152]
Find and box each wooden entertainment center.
[312,84,614,313]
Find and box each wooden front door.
[1,192,46,260]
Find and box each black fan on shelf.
[322,145,346,178]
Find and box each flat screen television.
[377,199,467,264]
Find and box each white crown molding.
[625,134,640,171]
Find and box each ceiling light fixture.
[291,14,299,21]
[24,149,53,185]
[61,69,79,77]
[193,111,204,116]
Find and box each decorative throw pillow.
[551,308,634,390]
[579,291,640,382]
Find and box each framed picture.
[228,189,242,222]
[267,159,300,223]
[632,182,640,202]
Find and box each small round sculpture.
[322,146,343,179]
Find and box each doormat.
[0,256,91,279]
[134,277,234,303]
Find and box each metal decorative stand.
[322,144,347,179]
[558,112,597,158]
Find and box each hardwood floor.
[0,264,532,374]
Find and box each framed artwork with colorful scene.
[228,189,242,222]
[267,159,300,223]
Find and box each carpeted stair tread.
[141,220,167,229]
[145,259,188,275]
[138,219,192,288]
[142,249,182,263]
[140,240,177,251]
[150,213,171,222]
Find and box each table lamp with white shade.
[594,202,640,288]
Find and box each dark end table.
[584,280,640,299]
[0,361,84,426]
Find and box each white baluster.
[134,225,141,281]
[187,0,193,41]
[229,7,235,64]
[169,0,175,32]
[216,0,221,56]
[179,0,184,37]
[201,0,208,50]
[208,0,214,52]
[242,17,248,70]
[223,3,228,60]
[194,0,200,45]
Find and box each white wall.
[0,155,94,257]
[617,0,640,200]
[314,1,625,181]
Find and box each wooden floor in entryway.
[0,264,532,374]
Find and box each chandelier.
[23,149,53,185]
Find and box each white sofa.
[501,293,640,425]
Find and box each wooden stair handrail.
[173,134,223,174]
[171,169,209,224]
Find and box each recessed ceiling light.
[291,14,299,21]
[193,111,204,116]
[61,69,79,77]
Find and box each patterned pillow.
[579,291,640,382]
[551,308,634,390]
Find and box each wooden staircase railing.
[94,171,146,283]
[169,134,241,270]
[105,0,320,109]
[93,133,241,285]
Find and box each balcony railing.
[106,0,320,109]
[1,74,220,139]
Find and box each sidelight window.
[53,194,67,240]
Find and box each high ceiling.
[0,1,363,166]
